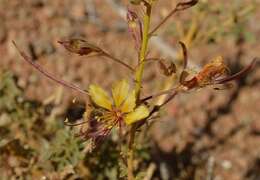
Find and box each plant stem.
[102,51,135,72]
[127,3,152,180]
[149,6,178,36]
[127,125,136,180]
[149,0,198,36]
[134,3,152,99]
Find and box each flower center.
[94,107,124,130]
[112,107,124,122]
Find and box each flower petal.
[89,85,112,110]
[121,90,136,113]
[112,79,129,107]
[124,105,149,125]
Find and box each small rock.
[0,22,7,43]
[251,119,260,134]
[221,160,232,170]
[30,40,56,58]
[0,113,12,126]
[31,0,45,8]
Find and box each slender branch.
[160,91,178,107]
[58,39,134,72]
[149,0,198,36]
[140,86,178,102]
[12,41,89,95]
[137,41,187,67]
[101,51,135,72]
[149,91,178,118]
[145,57,161,62]
[105,0,199,68]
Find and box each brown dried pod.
[181,56,258,90]
[196,56,228,86]
[127,9,143,51]
[181,56,228,89]
[179,41,188,70]
[215,58,258,84]
[179,70,190,84]
[158,59,176,76]
[58,39,103,56]
[176,0,199,11]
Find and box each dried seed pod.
[158,59,176,76]
[179,70,190,84]
[215,58,258,84]
[196,56,228,86]
[181,57,258,90]
[58,39,103,56]
[59,38,135,72]
[179,41,188,70]
[127,9,142,51]
[176,0,198,11]
[181,56,228,89]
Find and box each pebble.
[221,160,232,170]
[0,22,7,43]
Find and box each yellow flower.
[89,79,149,125]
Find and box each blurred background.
[0,0,260,179]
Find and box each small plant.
[12,0,258,179]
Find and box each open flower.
[85,79,149,142]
